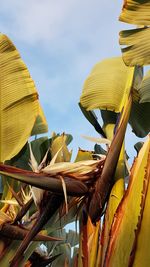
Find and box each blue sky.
[0,0,142,162]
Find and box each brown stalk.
[89,95,132,223]
[9,193,64,267]
[8,185,24,207]
[0,165,88,196]
[0,223,63,242]
[13,197,33,224]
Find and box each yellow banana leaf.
[132,149,150,266]
[51,134,72,162]
[89,221,100,267]
[105,144,125,218]
[78,215,100,267]
[77,215,100,267]
[101,156,125,265]
[75,149,93,162]
[104,136,150,267]
[119,0,150,25]
[80,57,134,113]
[31,104,48,135]
[0,34,44,162]
[80,57,150,137]
[119,27,150,66]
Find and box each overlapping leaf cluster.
[0,1,150,266]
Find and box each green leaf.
[139,70,150,103]
[119,0,150,25]
[94,144,107,155]
[129,101,150,137]
[66,230,79,247]
[79,103,106,137]
[120,27,150,66]
[101,110,118,125]
[46,203,78,231]
[31,137,50,165]
[134,141,144,154]
[6,137,50,170]
[31,105,48,136]
[51,243,71,267]
[5,143,30,170]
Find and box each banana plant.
[0,0,150,266]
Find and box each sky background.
[0,0,143,163]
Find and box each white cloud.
[6,0,73,43]
[0,0,123,48]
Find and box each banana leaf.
[80,56,150,137]
[6,137,50,170]
[131,142,150,266]
[51,133,72,163]
[138,70,150,103]
[134,141,144,154]
[51,243,71,267]
[80,57,134,113]
[129,101,150,137]
[119,0,150,25]
[120,27,150,66]
[104,137,150,267]
[75,148,93,162]
[31,105,48,136]
[79,103,106,137]
[0,34,47,162]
